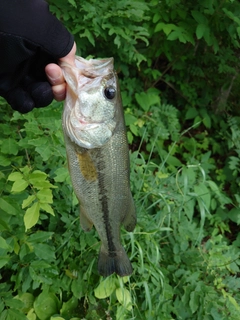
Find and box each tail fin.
[98,246,133,277]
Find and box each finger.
[45,63,65,86]
[29,82,54,108]
[7,88,35,113]
[52,83,66,101]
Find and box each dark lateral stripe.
[97,150,116,256]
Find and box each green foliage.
[48,0,150,65]
[1,0,240,319]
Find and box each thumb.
[59,42,76,66]
[45,42,76,101]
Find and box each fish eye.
[104,86,116,100]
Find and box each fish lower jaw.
[75,119,101,130]
[77,114,107,128]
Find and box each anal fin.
[80,205,93,232]
[122,195,137,232]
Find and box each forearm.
[0,0,74,58]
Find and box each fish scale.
[61,56,136,277]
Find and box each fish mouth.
[64,113,113,148]
[77,116,104,130]
[61,57,114,81]
[75,57,114,76]
[71,104,106,131]
[61,56,116,149]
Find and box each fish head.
[61,56,119,149]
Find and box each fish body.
[61,56,136,277]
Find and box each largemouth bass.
[61,56,136,277]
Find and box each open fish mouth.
[75,57,114,75]
[61,56,117,149]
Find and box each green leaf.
[237,26,240,36]
[15,293,35,314]
[116,288,132,311]
[196,23,208,40]
[24,202,40,231]
[34,243,56,261]
[37,189,53,203]
[167,29,182,42]
[1,138,18,155]
[194,183,211,210]
[0,310,7,320]
[71,277,86,299]
[5,298,24,308]
[227,293,240,312]
[130,124,139,136]
[124,114,138,126]
[8,172,23,181]
[28,138,53,161]
[223,8,240,25]
[163,23,177,36]
[0,236,11,250]
[154,22,177,35]
[28,171,47,183]
[203,26,211,45]
[0,198,18,215]
[28,231,54,244]
[153,12,161,24]
[191,10,208,24]
[22,195,36,209]
[31,260,53,269]
[0,255,10,268]
[40,203,55,216]
[54,168,69,182]
[167,27,194,44]
[135,91,160,111]
[27,308,37,320]
[202,114,211,129]
[34,292,59,320]
[185,107,198,120]
[67,0,77,8]
[6,308,26,320]
[11,178,28,193]
[94,277,117,299]
[166,155,182,167]
[0,155,11,166]
[229,208,240,225]
[0,218,11,231]
[61,296,78,317]
[80,29,95,46]
[189,290,200,313]
[28,171,56,189]
[127,131,133,144]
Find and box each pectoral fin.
[122,196,137,232]
[80,205,93,232]
[76,150,97,182]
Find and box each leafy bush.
[1,0,240,319]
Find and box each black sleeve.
[0,0,75,113]
[0,0,74,58]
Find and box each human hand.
[0,0,75,113]
[45,42,76,102]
